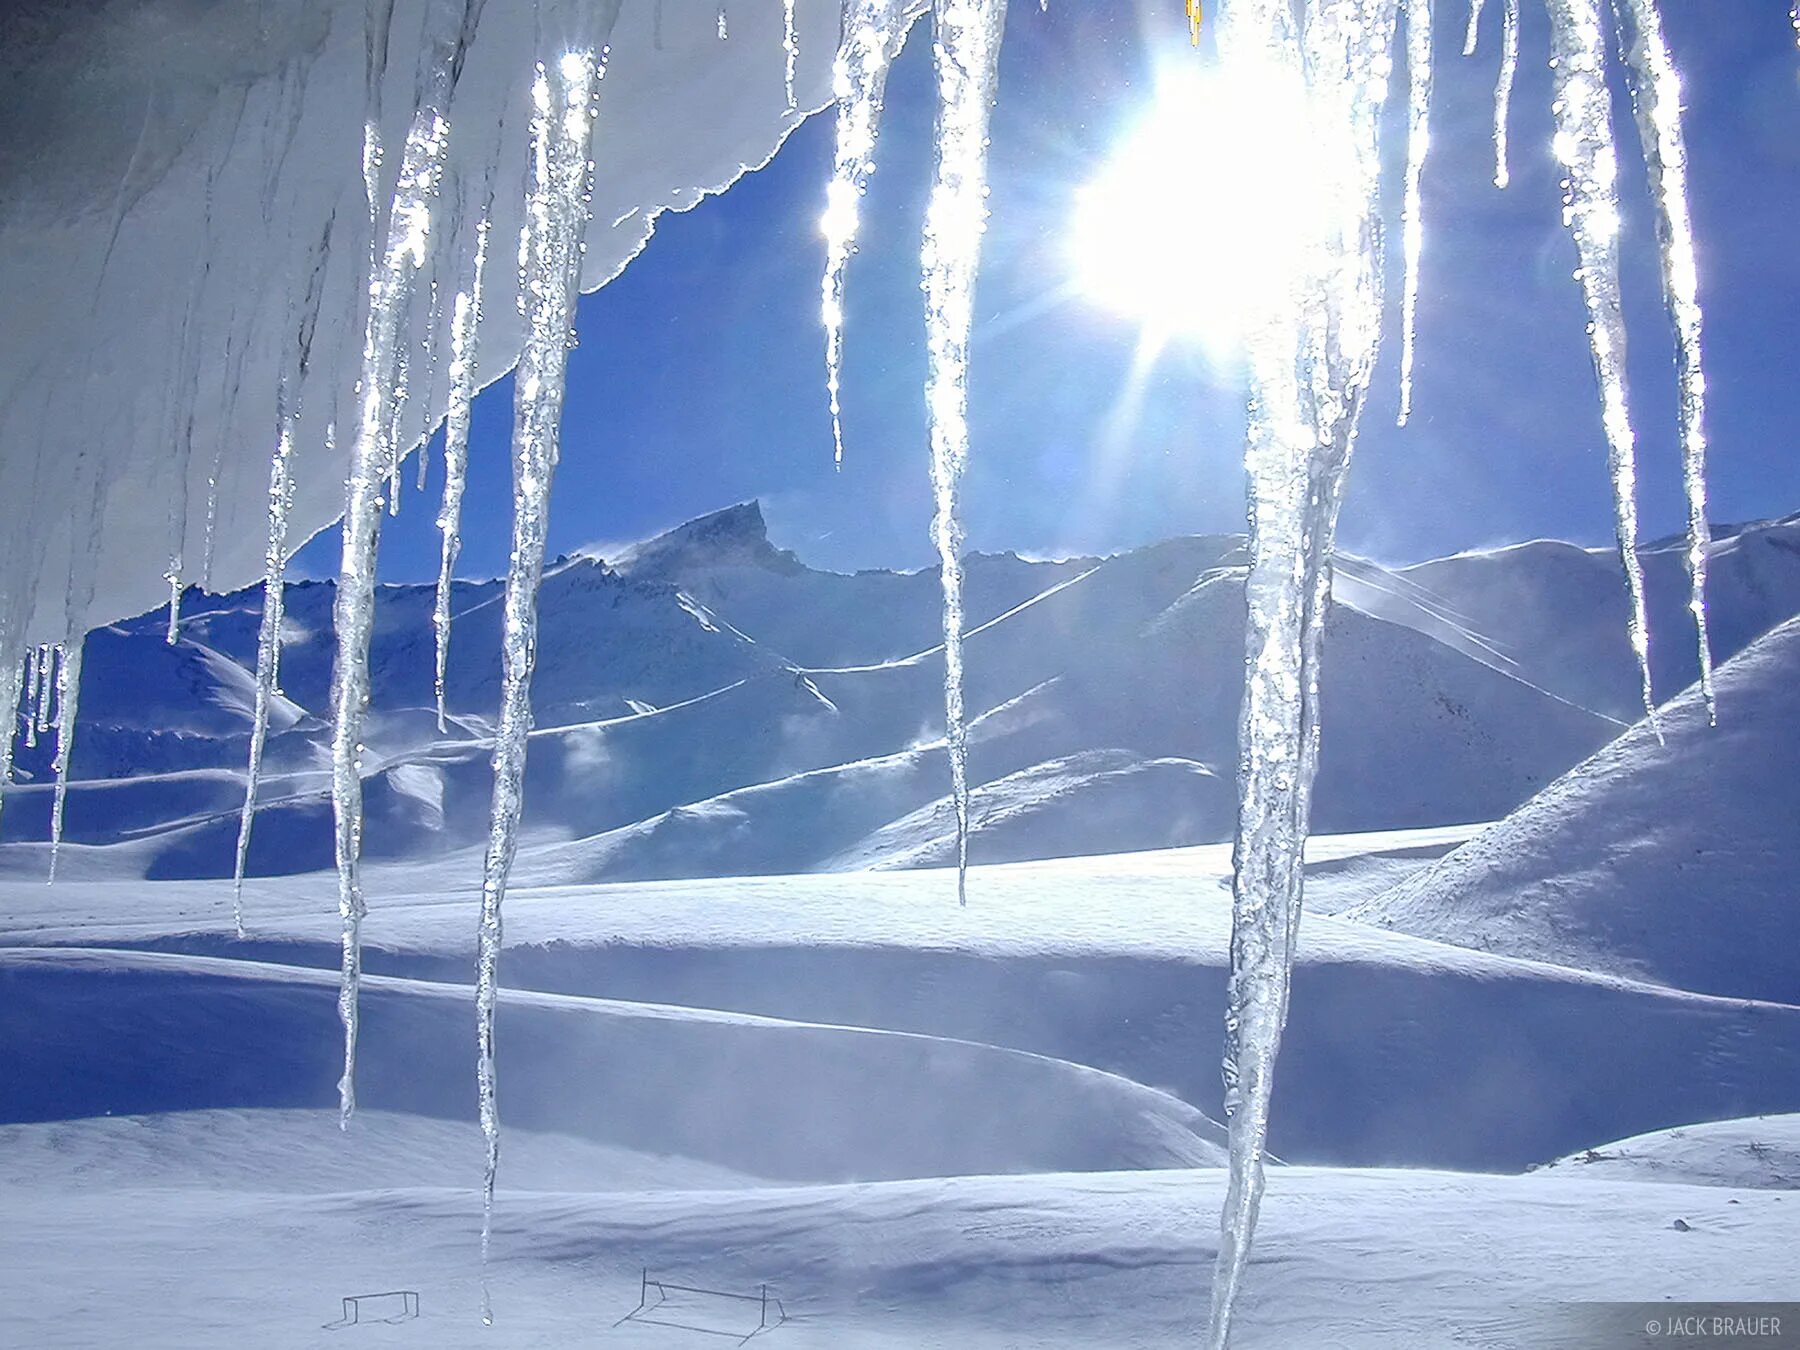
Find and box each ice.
[820,0,906,469]
[1206,0,1404,1342]
[33,645,55,740]
[435,201,493,733]
[47,636,84,884]
[785,0,800,110]
[0,652,23,835]
[231,412,299,933]
[330,0,476,1128]
[1546,0,1657,726]
[1613,0,1714,722]
[1492,0,1520,187]
[921,0,1009,907]
[477,40,606,1325]
[1397,0,1434,427]
[21,646,40,750]
[415,276,442,492]
[1463,0,1486,53]
[235,224,336,926]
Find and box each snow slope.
[19,504,1740,882]
[1543,1114,1800,1189]
[0,945,1223,1183]
[1396,513,1800,720]
[1356,615,1800,1003]
[11,835,1800,1174]
[4,1151,1795,1348]
[5,827,1797,1346]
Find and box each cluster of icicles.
[0,0,1728,1343]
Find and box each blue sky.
[297,0,1800,582]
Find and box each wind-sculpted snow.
[1356,617,1800,1005]
[0,947,1226,1181]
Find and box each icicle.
[21,646,39,750]
[477,46,604,1327]
[386,345,411,515]
[1462,0,1485,54]
[718,5,728,40]
[784,0,799,110]
[920,0,1007,907]
[435,207,492,733]
[1206,2,1403,1343]
[232,398,300,935]
[820,0,905,469]
[47,636,84,883]
[34,645,56,738]
[331,0,471,1130]
[1546,0,1657,726]
[0,646,25,838]
[417,275,443,492]
[1493,0,1520,187]
[1396,0,1433,427]
[1612,0,1713,722]
[164,576,182,643]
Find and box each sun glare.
[1067,65,1320,359]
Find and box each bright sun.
[1067,66,1319,359]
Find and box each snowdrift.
[0,946,1224,1183]
[17,842,1800,1173]
[1356,615,1800,1003]
[1542,1113,1800,1189]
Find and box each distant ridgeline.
[3,501,1796,885]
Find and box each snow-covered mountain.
[1353,614,1800,1004]
[7,502,1799,886]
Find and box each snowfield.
[3,511,1799,1345]
[5,810,1800,1346]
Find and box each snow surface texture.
[1356,615,1800,1004]
[5,831,1800,1346]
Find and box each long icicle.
[1462,0,1485,53]
[1613,0,1714,721]
[1546,0,1657,726]
[33,644,54,740]
[784,0,799,110]
[235,220,334,928]
[21,645,38,749]
[1492,0,1520,186]
[0,644,26,838]
[921,0,1008,908]
[1208,0,1403,1342]
[821,0,905,469]
[1396,0,1433,426]
[331,0,472,1129]
[416,275,443,491]
[48,476,103,886]
[478,44,605,1326]
[46,637,84,883]
[232,398,300,933]
[435,199,493,732]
